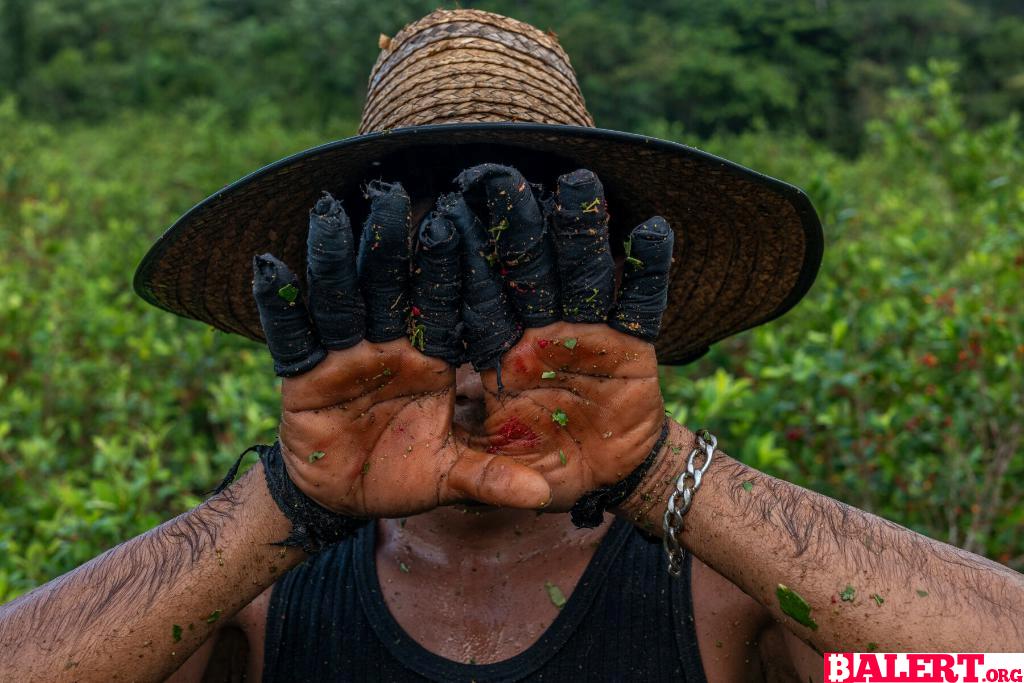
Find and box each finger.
[357,180,411,342]
[409,209,463,364]
[306,192,364,350]
[252,253,326,377]
[549,169,615,322]
[437,192,521,371]
[608,217,674,341]
[445,450,552,509]
[456,163,560,328]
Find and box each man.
[1,9,1021,682]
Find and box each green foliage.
[2,0,1023,152]
[0,100,333,600]
[662,62,1024,567]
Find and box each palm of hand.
[477,323,665,511]
[279,340,458,517]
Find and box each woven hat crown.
[358,9,594,133]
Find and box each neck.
[378,506,612,569]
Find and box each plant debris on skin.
[545,581,567,609]
[776,584,818,631]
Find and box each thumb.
[444,451,552,509]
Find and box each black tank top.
[263,518,707,682]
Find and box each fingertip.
[556,168,604,209]
[418,211,457,249]
[311,191,346,224]
[632,216,672,241]
[252,253,295,293]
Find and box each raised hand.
[450,165,673,513]
[252,182,550,519]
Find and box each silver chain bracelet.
[663,429,717,578]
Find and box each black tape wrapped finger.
[549,169,615,322]
[456,163,560,328]
[410,208,464,364]
[253,253,326,377]
[357,180,412,342]
[438,192,521,371]
[608,217,674,341]
[306,192,364,350]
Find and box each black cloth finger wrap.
[439,192,522,371]
[456,163,560,327]
[306,193,364,350]
[358,180,412,342]
[213,442,369,554]
[608,217,675,341]
[569,418,671,529]
[549,169,615,323]
[411,211,464,364]
[253,254,325,377]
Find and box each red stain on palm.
[537,339,550,349]
[513,356,529,373]
[488,417,540,453]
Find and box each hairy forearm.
[0,463,304,682]
[617,420,1024,652]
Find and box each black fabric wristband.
[569,418,671,529]
[212,442,370,554]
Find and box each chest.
[375,546,593,664]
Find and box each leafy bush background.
[1,1,1022,602]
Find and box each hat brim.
[133,122,823,365]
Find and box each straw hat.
[134,9,823,365]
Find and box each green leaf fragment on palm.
[562,338,578,350]
[308,450,325,463]
[361,462,371,475]
[559,449,567,465]
[776,584,818,631]
[741,480,754,492]
[867,642,878,652]
[172,624,182,643]
[399,561,410,573]
[916,589,928,598]
[871,593,885,606]
[840,585,855,601]
[551,409,568,426]
[541,370,557,379]
[545,581,567,609]
[205,610,221,624]
[277,283,299,302]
